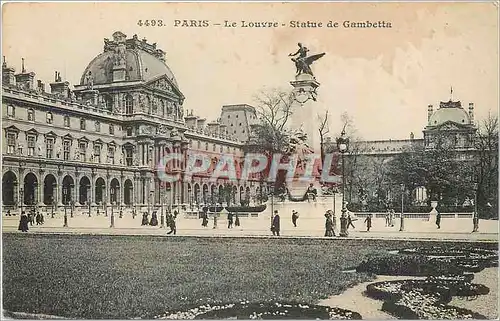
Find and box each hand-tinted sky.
[2,2,498,140]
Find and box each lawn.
[2,234,496,319]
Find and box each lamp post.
[88,195,92,217]
[332,188,337,215]
[63,187,68,227]
[336,129,349,237]
[51,196,55,218]
[160,187,165,228]
[473,183,479,232]
[399,183,405,232]
[19,188,24,214]
[110,201,115,228]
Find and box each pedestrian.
[213,212,218,229]
[227,212,234,229]
[435,212,441,229]
[347,213,355,229]
[18,211,29,232]
[150,211,158,226]
[27,211,33,226]
[271,210,280,236]
[385,210,390,227]
[364,213,372,232]
[389,209,395,227]
[6,210,11,216]
[35,212,41,225]
[141,212,149,226]
[292,210,299,227]
[167,212,177,235]
[97,208,100,216]
[234,213,240,227]
[324,211,335,237]
[201,209,209,227]
[40,212,44,225]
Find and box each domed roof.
[428,100,471,126]
[79,32,178,87]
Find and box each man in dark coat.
[271,210,280,236]
[292,210,299,227]
[18,211,29,232]
[141,212,149,226]
[227,212,234,229]
[436,212,441,229]
[201,209,209,227]
[364,213,373,232]
[347,213,355,229]
[167,212,176,235]
[324,211,335,237]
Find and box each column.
[37,180,43,206]
[75,174,81,206]
[120,175,124,205]
[91,176,96,206]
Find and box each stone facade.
[1,32,261,212]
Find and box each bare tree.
[317,110,330,165]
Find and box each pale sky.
[2,2,498,140]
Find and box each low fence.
[352,212,474,219]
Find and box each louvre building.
[2,31,261,212]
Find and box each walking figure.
[364,213,373,232]
[271,210,280,236]
[201,209,209,227]
[234,213,240,227]
[166,212,177,235]
[324,210,335,237]
[292,210,299,227]
[227,212,234,229]
[435,212,441,229]
[389,209,395,227]
[385,211,390,227]
[18,211,29,232]
[141,212,149,226]
[347,213,355,229]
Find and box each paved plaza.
[2,201,498,241]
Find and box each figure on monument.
[85,71,94,89]
[289,43,325,77]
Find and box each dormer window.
[125,95,133,114]
[80,119,86,130]
[46,112,53,124]
[27,109,35,121]
[109,124,114,135]
[7,105,15,117]
[95,121,101,132]
[63,115,70,127]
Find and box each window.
[46,137,54,158]
[79,142,87,161]
[125,95,133,114]
[236,115,238,118]
[80,119,86,130]
[213,144,216,152]
[6,132,16,154]
[205,142,208,151]
[109,124,114,135]
[239,123,242,126]
[63,140,71,161]
[95,121,101,132]
[189,140,193,148]
[94,144,101,163]
[28,109,35,121]
[125,148,133,166]
[46,112,53,124]
[7,105,15,117]
[220,145,223,153]
[126,127,133,136]
[108,146,115,164]
[228,115,230,118]
[197,141,201,149]
[64,115,70,127]
[27,136,36,156]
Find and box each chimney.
[184,114,198,129]
[468,102,474,124]
[14,58,35,90]
[37,80,45,93]
[196,118,206,129]
[219,123,228,136]
[427,104,433,122]
[410,132,414,140]
[207,121,220,135]
[2,56,16,86]
[50,72,69,98]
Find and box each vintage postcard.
[1,2,498,320]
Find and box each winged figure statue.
[289,43,325,77]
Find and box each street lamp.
[336,128,349,237]
[63,187,68,227]
[88,195,92,217]
[19,188,24,213]
[110,201,115,228]
[399,183,405,232]
[473,183,479,232]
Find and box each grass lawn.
[2,234,496,319]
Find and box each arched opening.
[232,186,238,204]
[194,184,200,204]
[2,171,17,205]
[24,173,38,205]
[202,184,209,204]
[62,175,74,205]
[103,94,113,111]
[79,176,91,205]
[124,179,133,205]
[43,174,57,205]
[210,185,216,204]
[245,186,251,205]
[187,183,192,205]
[218,185,224,203]
[95,177,106,204]
[110,178,120,204]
